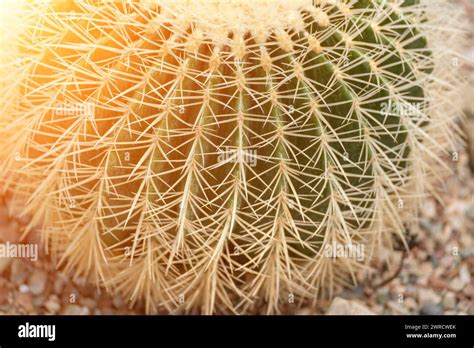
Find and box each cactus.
[0,0,467,314]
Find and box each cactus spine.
[0,0,467,313]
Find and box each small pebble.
[295,308,313,315]
[16,294,33,313]
[45,295,60,314]
[28,270,47,295]
[407,274,418,284]
[375,288,390,305]
[73,277,87,287]
[420,303,444,315]
[418,288,441,306]
[419,262,434,275]
[387,301,409,315]
[404,297,418,311]
[18,284,29,294]
[420,220,443,235]
[460,248,474,258]
[459,264,471,284]
[449,277,465,292]
[53,274,67,294]
[341,285,364,300]
[424,238,435,254]
[405,285,418,297]
[440,255,454,268]
[0,289,9,305]
[81,297,97,309]
[465,206,474,220]
[32,295,45,307]
[443,292,457,310]
[429,276,449,291]
[326,297,375,315]
[416,276,429,287]
[416,250,428,261]
[422,200,437,219]
[100,307,115,315]
[112,294,124,308]
[62,304,88,315]
[10,260,27,285]
[463,284,473,298]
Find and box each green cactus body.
[0,0,466,313]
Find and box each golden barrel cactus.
[0,0,467,313]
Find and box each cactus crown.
[0,0,466,313]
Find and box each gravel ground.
[326,154,474,315]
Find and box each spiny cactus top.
[0,0,466,313]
